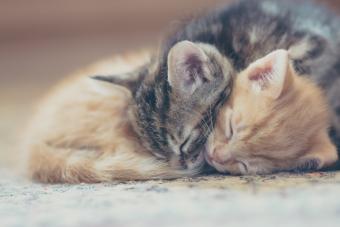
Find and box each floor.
[1,169,340,227]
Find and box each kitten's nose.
[212,148,225,164]
[209,146,227,165]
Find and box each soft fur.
[24,51,207,183]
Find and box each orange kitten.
[23,51,201,183]
[205,50,338,175]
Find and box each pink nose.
[209,146,227,165]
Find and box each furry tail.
[27,143,199,183]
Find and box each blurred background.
[0,0,339,166]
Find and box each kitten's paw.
[292,158,321,173]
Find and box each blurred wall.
[0,0,229,87]
[1,0,339,43]
[0,0,339,91]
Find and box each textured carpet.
[1,169,340,227]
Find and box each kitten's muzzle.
[185,151,205,170]
[204,145,249,174]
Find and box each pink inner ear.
[248,55,275,81]
[184,53,202,70]
[249,67,272,81]
[248,65,274,90]
[168,40,210,95]
[246,49,288,98]
[182,53,205,85]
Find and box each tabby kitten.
[205,49,338,174]
[93,41,234,173]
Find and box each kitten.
[95,0,340,172]
[205,49,338,174]
[93,41,233,173]
[24,49,231,183]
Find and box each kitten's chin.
[206,155,275,175]
[186,151,205,170]
[211,161,248,175]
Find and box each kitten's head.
[205,49,338,175]
[93,41,233,174]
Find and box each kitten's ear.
[247,49,292,99]
[91,69,145,95]
[167,41,210,96]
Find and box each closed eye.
[229,117,234,139]
[225,116,234,140]
[238,161,248,174]
[225,112,247,140]
[180,137,190,155]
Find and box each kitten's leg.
[27,142,176,183]
[28,143,101,183]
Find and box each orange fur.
[206,50,338,174]
[23,50,198,183]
